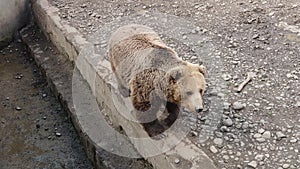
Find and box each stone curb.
[29,0,218,168]
[20,24,153,169]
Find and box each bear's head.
[166,63,206,113]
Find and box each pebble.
[255,154,264,161]
[215,131,223,138]
[190,131,198,137]
[248,160,258,168]
[213,138,223,146]
[210,145,218,153]
[261,131,271,139]
[220,126,229,132]
[290,137,298,143]
[222,117,233,127]
[258,128,265,134]
[256,138,266,143]
[282,164,290,168]
[15,106,22,111]
[254,133,262,138]
[80,4,87,8]
[222,74,232,81]
[223,155,230,160]
[242,122,249,129]
[223,102,231,110]
[232,101,245,110]
[276,131,287,139]
[295,101,300,107]
[174,158,180,164]
[55,132,62,137]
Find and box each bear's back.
[108,24,159,50]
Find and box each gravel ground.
[0,42,93,169]
[49,0,300,168]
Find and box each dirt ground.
[0,42,93,169]
[48,0,299,168]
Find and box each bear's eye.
[186,91,193,96]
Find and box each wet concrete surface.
[0,42,93,169]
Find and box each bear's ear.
[198,65,206,77]
[168,68,183,81]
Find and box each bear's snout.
[182,95,204,114]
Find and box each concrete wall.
[0,0,29,48]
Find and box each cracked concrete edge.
[30,0,218,168]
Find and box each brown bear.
[109,24,206,137]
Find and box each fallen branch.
[235,72,256,92]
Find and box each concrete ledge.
[20,24,153,169]
[30,0,218,168]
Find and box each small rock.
[210,145,218,153]
[55,132,62,137]
[42,93,47,97]
[232,101,245,110]
[236,165,242,169]
[252,34,259,39]
[223,155,229,160]
[222,117,233,127]
[15,106,22,111]
[248,160,258,168]
[174,158,180,164]
[282,164,290,169]
[276,131,287,139]
[262,131,271,139]
[286,73,293,78]
[268,11,275,16]
[213,138,223,146]
[36,124,41,129]
[190,131,198,137]
[253,133,262,138]
[256,138,266,143]
[222,74,232,81]
[242,122,249,129]
[295,101,300,107]
[255,154,264,161]
[223,102,231,110]
[215,131,223,138]
[231,60,239,65]
[290,137,298,143]
[258,128,265,134]
[80,4,87,8]
[220,126,229,132]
